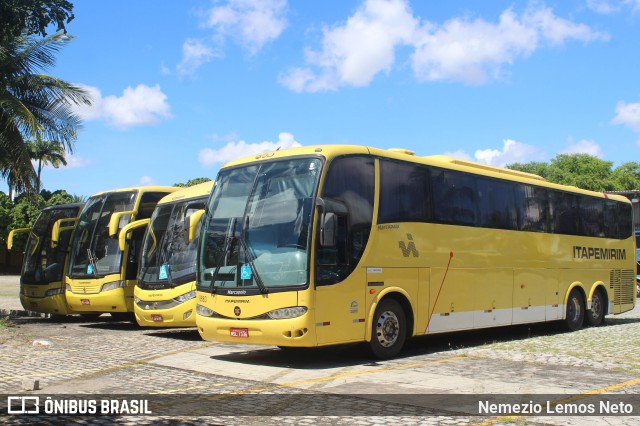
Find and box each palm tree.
[27,137,67,193]
[0,32,91,196]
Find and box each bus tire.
[368,298,406,359]
[564,289,585,332]
[585,288,605,327]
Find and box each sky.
[3,0,640,197]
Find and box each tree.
[611,162,640,191]
[546,154,616,191]
[27,137,67,193]
[174,177,213,187]
[0,0,74,43]
[0,32,90,195]
[505,161,549,179]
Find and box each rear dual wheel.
[564,289,585,332]
[585,288,605,327]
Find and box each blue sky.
[3,0,640,197]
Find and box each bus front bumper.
[66,288,132,313]
[196,312,317,347]
[134,301,197,327]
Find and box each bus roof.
[156,181,214,205]
[89,185,180,197]
[220,144,630,205]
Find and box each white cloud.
[280,1,608,92]
[199,132,301,166]
[63,155,93,169]
[177,38,218,76]
[76,84,172,129]
[203,0,287,54]
[560,139,603,157]
[138,176,158,186]
[473,139,543,167]
[280,0,418,92]
[588,0,640,14]
[612,101,640,132]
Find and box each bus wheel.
[564,289,585,331]
[369,299,406,359]
[585,288,605,327]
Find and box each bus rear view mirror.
[108,210,135,238]
[187,209,205,243]
[320,212,337,247]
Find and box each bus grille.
[610,269,635,305]
[72,285,101,294]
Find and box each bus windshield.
[138,200,205,289]
[68,191,137,278]
[22,206,80,285]
[198,158,322,293]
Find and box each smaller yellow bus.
[126,181,213,327]
[64,186,179,319]
[7,203,83,316]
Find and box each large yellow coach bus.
[7,203,83,316]
[195,145,635,358]
[64,186,179,320]
[124,181,213,327]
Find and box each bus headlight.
[174,290,196,304]
[196,304,214,317]
[45,287,64,297]
[266,307,308,320]
[66,284,71,292]
[101,280,126,292]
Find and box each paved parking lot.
[1,274,640,425]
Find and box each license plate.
[81,299,90,305]
[151,314,163,322]
[230,328,249,338]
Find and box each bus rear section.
[7,203,83,316]
[64,186,179,319]
[132,181,213,327]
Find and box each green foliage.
[505,161,549,179]
[174,177,213,188]
[507,153,640,191]
[0,0,74,43]
[0,32,90,196]
[0,192,13,246]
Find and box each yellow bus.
[126,181,213,327]
[7,203,83,316]
[195,145,635,358]
[64,186,179,320]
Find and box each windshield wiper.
[86,248,98,277]
[209,217,237,292]
[238,214,267,294]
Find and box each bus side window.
[316,156,374,286]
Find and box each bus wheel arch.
[367,292,413,359]
[564,285,586,332]
[585,284,607,327]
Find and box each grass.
[0,316,14,329]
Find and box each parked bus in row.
[7,203,83,316]
[120,181,213,327]
[195,145,635,359]
[63,186,179,320]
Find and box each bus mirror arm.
[118,219,150,251]
[109,210,136,238]
[186,209,206,243]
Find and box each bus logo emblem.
[399,234,419,257]
[234,306,241,316]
